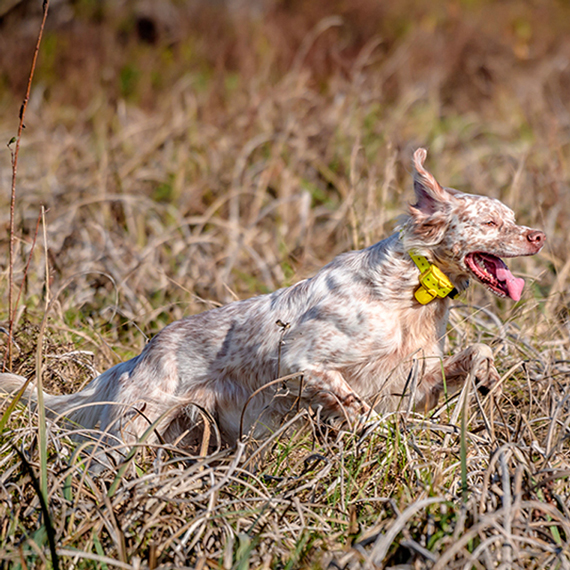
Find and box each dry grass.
[1,0,570,568]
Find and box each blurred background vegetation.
[0,0,567,370]
[2,0,570,110]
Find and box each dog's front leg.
[299,368,377,427]
[414,343,500,412]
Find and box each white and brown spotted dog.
[0,149,545,452]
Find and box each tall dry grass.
[1,1,570,568]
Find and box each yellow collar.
[408,251,459,305]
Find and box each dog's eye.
[483,220,497,227]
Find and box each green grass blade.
[14,447,60,570]
[460,387,468,501]
[0,375,33,433]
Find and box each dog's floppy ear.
[405,148,455,246]
[412,148,453,215]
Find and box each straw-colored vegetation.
[1,0,570,568]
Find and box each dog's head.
[402,148,545,301]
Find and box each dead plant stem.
[7,0,50,370]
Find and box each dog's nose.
[527,230,546,246]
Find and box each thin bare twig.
[7,0,50,370]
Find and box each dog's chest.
[339,300,449,390]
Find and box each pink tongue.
[496,266,525,301]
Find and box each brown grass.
[1,0,570,568]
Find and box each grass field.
[1,0,570,568]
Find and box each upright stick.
[7,0,50,369]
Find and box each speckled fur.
[0,149,545,450]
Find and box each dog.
[1,148,545,453]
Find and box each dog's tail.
[0,370,117,431]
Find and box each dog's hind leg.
[297,368,378,427]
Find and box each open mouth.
[464,252,525,301]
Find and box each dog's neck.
[407,250,459,304]
[368,232,465,306]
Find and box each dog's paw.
[469,343,501,396]
[354,410,385,439]
[475,364,500,396]
[358,409,381,424]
